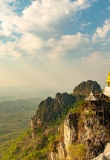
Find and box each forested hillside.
[0,98,42,158]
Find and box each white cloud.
[0,40,21,59]
[18,0,91,36]
[0,0,94,37]
[107,6,110,10]
[92,19,110,41]
[0,0,20,36]
[0,33,45,60]
[0,0,96,62]
[0,32,89,61]
[17,33,44,51]
[82,51,110,65]
[0,0,95,60]
[47,32,89,61]
[81,22,91,27]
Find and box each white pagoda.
[85,92,97,101]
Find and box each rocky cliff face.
[36,92,76,123]
[50,100,110,160]
[31,92,76,139]
[30,80,110,160]
[73,80,102,96]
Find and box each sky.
[0,0,110,93]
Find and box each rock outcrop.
[31,92,76,139]
[93,143,110,160]
[36,92,76,123]
[64,113,78,154]
[50,100,110,160]
[104,143,110,159]
[93,153,108,160]
[73,80,102,96]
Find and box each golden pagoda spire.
[106,71,110,87]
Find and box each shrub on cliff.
[69,143,86,160]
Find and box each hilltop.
[73,80,102,96]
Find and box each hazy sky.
[0,0,110,93]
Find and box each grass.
[69,143,86,160]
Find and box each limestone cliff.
[31,92,76,139]
[50,100,110,160]
[73,80,102,96]
[30,81,110,160]
[36,92,76,123]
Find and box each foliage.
[69,106,80,114]
[2,130,30,160]
[69,143,86,160]
[69,100,85,114]
[85,108,95,117]
[1,128,54,159]
[0,98,41,158]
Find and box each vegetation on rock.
[69,143,86,160]
[73,80,102,96]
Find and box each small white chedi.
[103,71,110,97]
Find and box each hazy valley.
[0,88,48,158]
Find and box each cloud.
[107,6,110,10]
[82,51,101,62]
[0,0,95,38]
[0,0,20,36]
[17,0,92,38]
[92,19,110,41]
[47,32,89,61]
[82,51,110,65]
[0,32,89,62]
[81,22,91,27]
[0,40,21,59]
[0,0,96,62]
[18,33,44,51]
[0,33,45,60]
